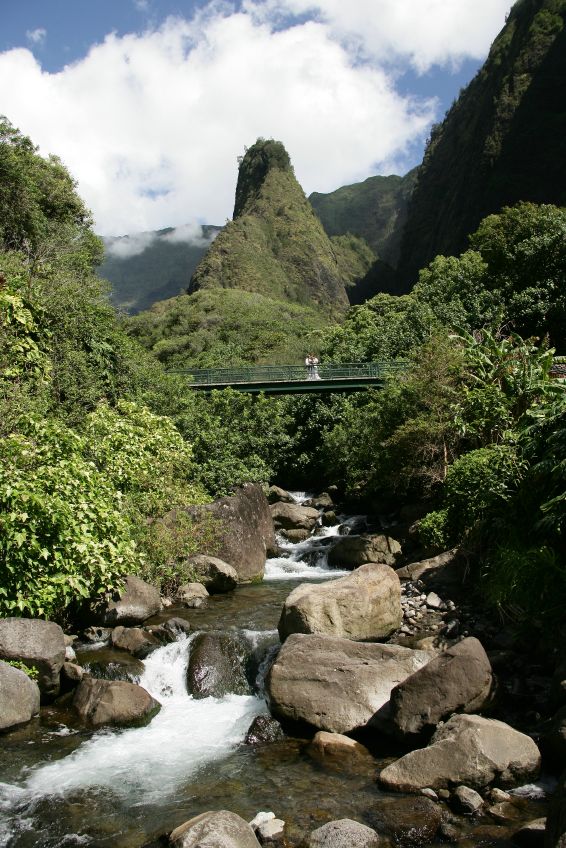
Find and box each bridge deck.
[169,362,407,393]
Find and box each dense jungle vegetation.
[0,117,565,634]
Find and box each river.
[0,496,547,847]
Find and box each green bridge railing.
[169,361,408,387]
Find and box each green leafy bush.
[0,417,139,618]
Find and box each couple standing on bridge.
[305,353,321,380]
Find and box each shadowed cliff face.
[189,139,361,311]
[394,0,566,291]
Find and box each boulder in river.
[379,714,541,792]
[73,677,161,728]
[0,660,40,731]
[174,483,276,583]
[187,632,251,698]
[306,819,382,848]
[270,502,320,533]
[183,555,239,594]
[278,563,402,641]
[266,633,430,734]
[389,636,494,737]
[268,485,295,504]
[308,731,375,770]
[94,574,162,626]
[0,617,66,698]
[169,810,261,848]
[244,715,285,746]
[110,626,160,658]
[365,795,442,845]
[176,582,209,608]
[327,534,401,569]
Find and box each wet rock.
[183,555,239,594]
[321,511,339,527]
[266,633,430,734]
[305,493,334,510]
[78,648,145,683]
[451,785,484,815]
[271,502,320,533]
[244,715,285,745]
[306,819,382,848]
[176,582,209,608]
[187,632,251,698]
[421,788,439,801]
[488,801,525,823]
[512,818,545,848]
[389,637,493,737]
[82,626,112,644]
[169,810,261,848]
[0,660,40,731]
[308,731,375,769]
[0,617,66,698]
[365,795,442,846]
[327,534,401,569]
[161,618,192,638]
[439,822,461,842]
[172,483,277,582]
[110,626,160,658]
[94,574,162,627]
[489,789,513,804]
[268,486,295,504]
[278,564,401,642]
[73,678,161,728]
[60,662,85,693]
[379,714,541,792]
[284,529,311,543]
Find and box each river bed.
[0,500,548,847]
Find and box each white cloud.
[25,28,46,46]
[105,232,156,259]
[246,0,512,72]
[105,221,217,258]
[133,0,150,12]
[0,1,510,235]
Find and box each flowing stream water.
[0,497,547,847]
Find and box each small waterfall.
[22,636,265,804]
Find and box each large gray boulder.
[306,819,382,848]
[184,555,238,594]
[0,660,41,731]
[175,484,276,582]
[73,678,161,728]
[379,714,541,792]
[270,502,319,533]
[169,810,261,848]
[0,617,65,698]
[187,632,251,698]
[268,485,294,504]
[95,574,161,626]
[110,626,160,659]
[389,637,494,736]
[327,535,401,569]
[266,634,430,734]
[278,564,402,641]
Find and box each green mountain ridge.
[309,168,418,266]
[188,139,368,312]
[394,0,566,290]
[99,224,222,314]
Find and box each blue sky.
[0,0,512,236]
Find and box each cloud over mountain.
[0,1,511,235]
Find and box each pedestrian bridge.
[169,361,407,394]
